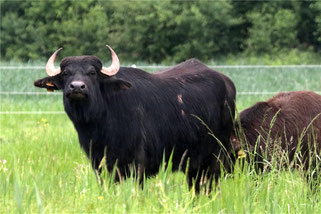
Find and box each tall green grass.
[1,65,321,213]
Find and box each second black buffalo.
[34,45,236,193]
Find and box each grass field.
[1,65,321,213]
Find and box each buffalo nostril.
[70,81,86,91]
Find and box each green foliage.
[102,1,241,63]
[296,1,320,48]
[312,2,321,44]
[1,0,110,61]
[169,1,242,63]
[246,3,298,54]
[1,0,321,63]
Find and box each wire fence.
[0,111,65,115]
[1,64,320,114]
[1,65,321,70]
[0,92,62,95]
[2,90,321,115]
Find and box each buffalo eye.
[87,69,96,76]
[62,70,70,76]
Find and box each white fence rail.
[1,91,321,96]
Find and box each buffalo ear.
[107,77,132,90]
[116,79,132,90]
[34,76,60,90]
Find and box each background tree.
[1,0,320,63]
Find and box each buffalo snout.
[67,81,88,101]
[70,81,86,90]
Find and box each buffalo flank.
[232,91,321,172]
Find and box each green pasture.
[1,65,321,213]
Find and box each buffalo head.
[34,45,131,121]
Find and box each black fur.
[34,56,236,193]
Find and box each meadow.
[1,64,321,213]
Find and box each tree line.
[1,0,321,63]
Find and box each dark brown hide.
[233,91,321,171]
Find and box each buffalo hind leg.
[187,171,216,195]
[187,171,201,194]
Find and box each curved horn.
[101,45,120,76]
[46,48,62,76]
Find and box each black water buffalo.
[231,91,321,172]
[34,45,236,193]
